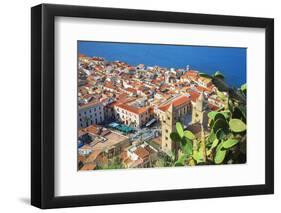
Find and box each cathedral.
[159,93,210,155]
[191,93,210,129]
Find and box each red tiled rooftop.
[173,95,190,106]
[181,70,199,79]
[188,70,199,75]
[135,147,150,159]
[104,82,116,90]
[81,124,101,135]
[208,103,220,111]
[188,90,200,102]
[117,93,129,99]
[158,104,169,112]
[92,57,104,61]
[127,88,137,94]
[144,145,156,154]
[80,163,96,171]
[195,85,212,93]
[85,150,103,163]
[158,95,190,112]
[116,103,148,115]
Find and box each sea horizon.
[78,41,246,87]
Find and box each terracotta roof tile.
[208,103,219,111]
[158,95,190,112]
[127,88,137,94]
[135,147,150,159]
[80,163,96,170]
[188,90,200,102]
[181,70,199,79]
[116,104,148,115]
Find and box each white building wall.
[113,105,151,128]
[114,107,140,127]
[78,103,105,128]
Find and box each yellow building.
[158,95,192,154]
[192,93,209,128]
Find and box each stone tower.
[192,93,209,128]
[161,104,177,154]
[164,71,170,84]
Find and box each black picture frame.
[31,3,274,209]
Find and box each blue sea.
[78,41,246,87]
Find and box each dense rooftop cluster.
[77,54,227,170]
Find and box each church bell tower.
[192,93,209,128]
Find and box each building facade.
[78,102,105,128]
[114,104,150,128]
[124,142,158,168]
[158,95,192,154]
[192,93,210,128]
